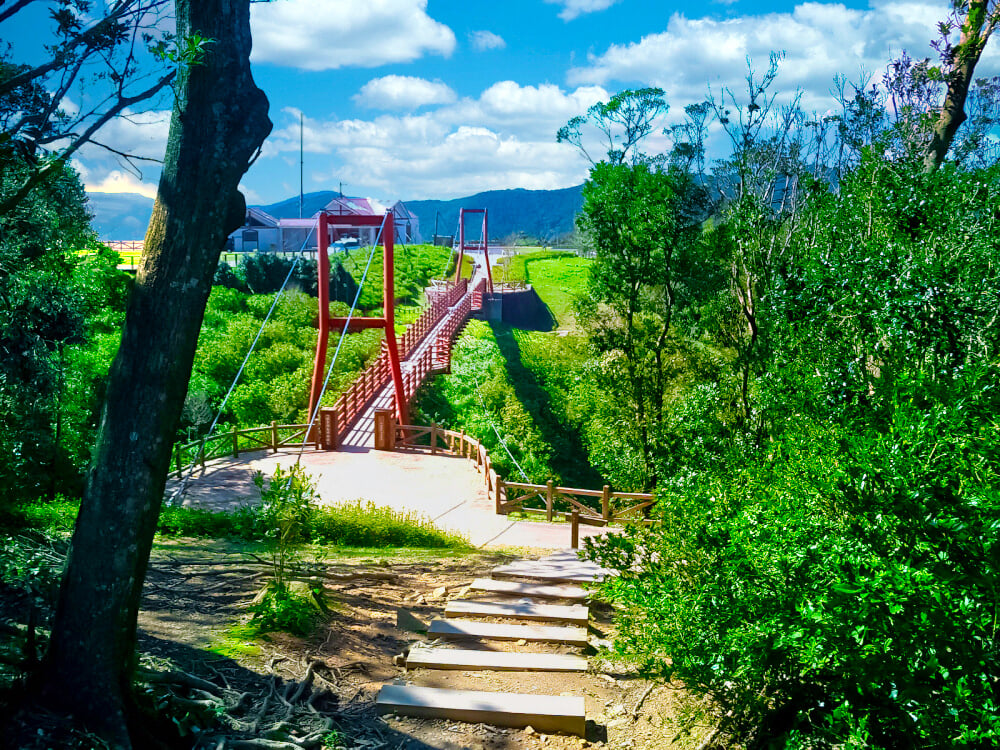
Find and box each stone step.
[406,646,587,672]
[375,685,586,736]
[428,618,589,647]
[491,557,609,584]
[445,599,589,626]
[469,577,589,601]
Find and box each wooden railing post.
[571,510,580,549]
[271,421,279,453]
[232,426,239,458]
[495,477,505,514]
[602,485,611,521]
[459,429,466,457]
[546,480,554,522]
[431,422,438,454]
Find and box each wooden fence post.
[271,421,279,453]
[571,510,580,549]
[495,477,505,515]
[602,485,611,521]
[459,429,466,457]
[232,427,239,458]
[546,480,554,522]
[431,422,438,454]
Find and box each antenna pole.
[299,112,304,219]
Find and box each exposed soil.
[135,540,708,750]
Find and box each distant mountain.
[87,191,155,240]
[404,185,583,243]
[258,191,341,219]
[87,185,586,243]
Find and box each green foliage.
[254,464,316,591]
[247,580,320,636]
[585,155,1000,748]
[341,243,456,308]
[306,499,468,548]
[0,155,129,502]
[185,287,383,436]
[411,320,556,484]
[156,494,467,550]
[492,249,576,284]
[574,161,708,489]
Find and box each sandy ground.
[166,446,615,550]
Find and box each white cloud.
[84,169,159,199]
[354,75,456,110]
[256,81,611,199]
[546,0,621,22]
[566,0,975,113]
[470,30,506,51]
[250,0,455,71]
[69,108,170,202]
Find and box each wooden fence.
[394,420,656,546]
[171,422,314,477]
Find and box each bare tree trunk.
[923,0,998,172]
[40,1,270,746]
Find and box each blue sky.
[16,0,999,205]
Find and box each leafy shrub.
[247,580,321,636]
[585,156,1000,748]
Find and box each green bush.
[585,156,1000,748]
[247,580,321,636]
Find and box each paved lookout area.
[165,447,614,550]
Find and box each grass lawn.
[525,256,591,329]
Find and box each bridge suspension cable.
[293,219,385,467]
[168,223,318,503]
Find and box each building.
[227,196,420,253]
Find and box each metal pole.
[483,209,493,292]
[382,211,409,425]
[299,112,304,219]
[455,207,465,283]
[307,213,330,423]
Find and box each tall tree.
[38,1,271,746]
[924,0,999,171]
[557,87,668,166]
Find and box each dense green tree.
[37,2,271,747]
[586,153,1000,749]
[574,162,705,488]
[0,154,128,501]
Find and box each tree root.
[141,655,346,750]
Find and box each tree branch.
[0,68,175,215]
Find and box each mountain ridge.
[87,184,585,242]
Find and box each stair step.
[375,685,586,736]
[428,618,589,646]
[469,577,589,601]
[491,557,609,584]
[407,646,587,672]
[445,599,589,625]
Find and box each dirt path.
[138,542,700,750]
[166,447,613,550]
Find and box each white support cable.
[470,373,533,484]
[292,221,385,468]
[168,223,318,502]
